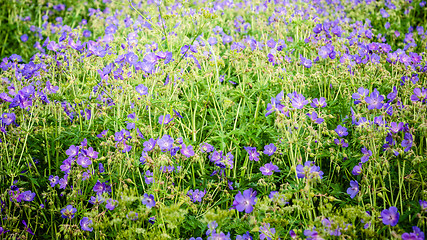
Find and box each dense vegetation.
[0,0,427,239]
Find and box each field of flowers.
[1,0,427,239]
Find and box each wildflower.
[149,216,156,224]
[352,163,363,175]
[296,161,324,179]
[65,145,79,158]
[334,138,348,148]
[181,144,195,157]
[244,147,260,161]
[158,114,173,124]
[352,87,369,104]
[49,175,59,187]
[105,199,118,211]
[187,189,206,202]
[289,230,297,239]
[135,84,148,95]
[20,190,35,202]
[401,226,424,240]
[1,113,16,126]
[236,231,252,240]
[401,132,413,152]
[365,89,384,110]
[307,111,324,124]
[157,135,174,152]
[61,205,77,219]
[304,229,322,240]
[291,93,309,109]
[77,155,92,168]
[142,193,156,208]
[410,88,427,103]
[347,180,359,199]
[263,143,276,156]
[300,55,312,68]
[209,231,231,240]
[206,221,218,236]
[145,170,154,184]
[259,223,276,240]
[89,194,105,205]
[20,34,29,42]
[260,162,280,176]
[361,147,372,163]
[200,142,214,153]
[80,217,93,231]
[143,138,156,152]
[335,125,348,137]
[380,206,399,226]
[22,220,34,235]
[311,97,327,108]
[231,188,257,213]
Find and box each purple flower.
[289,230,297,239]
[157,135,174,152]
[206,221,218,236]
[361,147,372,163]
[307,111,324,124]
[142,193,156,208]
[105,198,118,210]
[244,147,260,161]
[347,180,359,199]
[61,205,77,219]
[311,97,327,108]
[77,155,92,168]
[263,143,276,156]
[335,125,348,137]
[135,84,148,95]
[259,223,276,240]
[143,138,156,152]
[89,194,105,205]
[352,87,369,104]
[299,55,312,68]
[401,132,413,152]
[304,229,321,240]
[352,163,362,175]
[21,190,35,202]
[260,162,280,176]
[145,170,154,184]
[1,113,16,126]
[334,138,348,148]
[296,161,324,179]
[231,188,257,213]
[20,34,29,42]
[380,206,399,226]
[236,231,252,240]
[180,144,194,157]
[365,89,384,110]
[200,142,214,153]
[401,226,424,240]
[420,200,427,211]
[49,175,59,187]
[410,88,427,102]
[66,145,79,158]
[159,114,173,124]
[187,189,206,203]
[93,180,110,195]
[291,93,309,109]
[389,122,403,134]
[80,217,93,231]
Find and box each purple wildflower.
[260,162,280,176]
[259,223,276,240]
[380,206,399,226]
[61,205,77,219]
[80,217,93,231]
[347,180,359,199]
[142,193,156,208]
[231,188,257,213]
[263,143,276,156]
